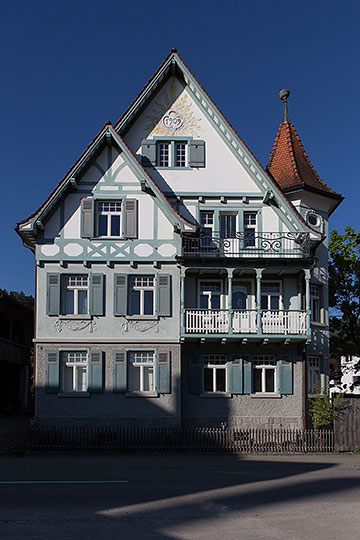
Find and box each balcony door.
[220,213,237,255]
[232,284,256,333]
[199,281,222,309]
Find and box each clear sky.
[1,0,359,295]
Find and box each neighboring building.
[330,355,360,396]
[15,49,343,429]
[0,290,34,413]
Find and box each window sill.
[58,315,92,320]
[125,392,159,398]
[200,393,232,398]
[125,315,159,320]
[156,166,192,170]
[250,393,282,399]
[57,392,91,398]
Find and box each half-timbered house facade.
[16,49,343,429]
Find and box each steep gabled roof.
[266,96,343,210]
[16,122,196,249]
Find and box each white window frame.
[129,275,156,316]
[198,280,223,309]
[61,350,88,393]
[260,281,283,311]
[220,212,237,239]
[243,211,257,247]
[97,200,122,238]
[203,354,227,393]
[128,351,156,392]
[252,355,277,394]
[310,284,321,323]
[308,356,321,394]
[63,275,89,315]
[157,141,188,168]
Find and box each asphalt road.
[0,452,359,539]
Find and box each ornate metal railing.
[182,232,310,258]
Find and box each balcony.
[184,309,307,336]
[182,232,310,258]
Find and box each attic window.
[157,141,187,168]
[141,139,205,168]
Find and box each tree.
[329,227,360,390]
[1,289,34,310]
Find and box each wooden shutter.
[156,351,171,393]
[141,139,157,166]
[243,355,252,394]
[88,351,103,393]
[157,274,171,317]
[229,356,243,394]
[189,140,205,167]
[277,355,293,394]
[124,199,138,239]
[46,273,61,315]
[113,351,127,393]
[45,351,59,393]
[114,274,127,316]
[89,274,104,316]
[188,353,202,394]
[80,198,94,238]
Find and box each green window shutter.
[243,355,252,394]
[89,273,104,316]
[114,274,128,316]
[88,351,104,393]
[277,355,293,394]
[189,140,205,167]
[141,139,157,166]
[229,356,243,394]
[156,351,171,393]
[45,351,60,393]
[113,351,127,393]
[157,274,171,317]
[188,353,203,394]
[124,199,138,239]
[46,273,61,316]
[80,198,94,238]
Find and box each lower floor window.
[128,351,155,392]
[203,355,227,393]
[62,351,88,392]
[252,355,276,393]
[309,356,321,393]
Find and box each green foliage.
[308,386,344,429]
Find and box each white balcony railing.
[184,309,307,335]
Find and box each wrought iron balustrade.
[182,231,310,258]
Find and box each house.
[0,290,34,413]
[15,49,343,429]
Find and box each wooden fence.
[334,397,360,451]
[30,426,334,453]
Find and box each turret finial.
[279,89,291,124]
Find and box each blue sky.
[1,0,359,295]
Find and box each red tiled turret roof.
[267,107,342,201]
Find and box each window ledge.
[125,392,159,398]
[125,315,159,320]
[250,393,282,399]
[58,315,93,320]
[57,392,91,398]
[200,393,232,398]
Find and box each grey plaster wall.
[35,343,181,427]
[181,344,304,429]
[36,263,180,342]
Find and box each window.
[243,212,257,247]
[203,355,227,393]
[199,281,222,309]
[261,282,281,310]
[220,213,237,239]
[97,201,121,237]
[129,276,155,316]
[64,275,88,315]
[252,355,276,393]
[310,284,321,323]
[157,141,188,168]
[62,351,88,393]
[128,351,155,392]
[308,356,321,394]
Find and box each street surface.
[0,452,359,539]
